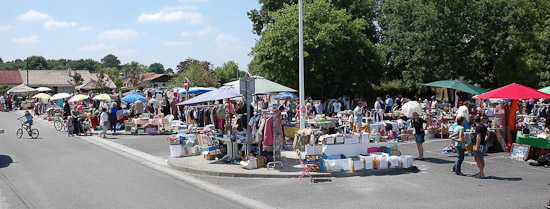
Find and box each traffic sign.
[245,72,250,78]
[184,78,189,90]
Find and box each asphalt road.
[2,110,548,209]
[0,112,244,209]
[191,138,550,209]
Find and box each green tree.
[123,61,145,87]
[249,0,382,98]
[25,56,48,69]
[105,67,123,90]
[248,0,379,43]
[69,71,84,87]
[171,62,218,87]
[165,68,174,75]
[214,61,246,84]
[95,68,112,90]
[176,58,212,73]
[69,59,100,72]
[149,63,165,74]
[101,54,121,69]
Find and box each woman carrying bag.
[451,116,466,176]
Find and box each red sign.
[245,73,250,78]
[184,78,189,90]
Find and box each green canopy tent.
[538,86,550,94]
[423,80,488,95]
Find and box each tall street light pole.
[298,0,305,129]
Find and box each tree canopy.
[149,63,165,74]
[214,61,246,85]
[101,54,121,69]
[172,62,218,87]
[249,0,382,99]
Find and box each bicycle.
[53,116,67,131]
[16,119,39,139]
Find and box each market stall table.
[516,135,550,149]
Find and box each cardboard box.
[204,150,221,160]
[256,156,266,168]
[391,150,402,156]
[351,134,360,144]
[305,145,322,155]
[350,159,365,172]
[344,135,352,144]
[335,136,344,144]
[399,155,413,168]
[240,158,257,169]
[361,133,370,143]
[380,136,388,142]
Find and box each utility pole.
[298,0,305,129]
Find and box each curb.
[168,158,420,179]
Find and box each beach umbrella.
[68,94,89,103]
[122,94,147,103]
[35,87,52,92]
[32,93,51,99]
[123,90,140,96]
[473,83,550,99]
[423,80,487,95]
[51,93,72,100]
[92,94,112,101]
[273,92,298,100]
[401,101,423,118]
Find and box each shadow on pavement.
[485,176,523,181]
[0,155,14,168]
[313,179,332,183]
[422,157,455,164]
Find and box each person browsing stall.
[100,108,109,138]
[353,101,364,132]
[411,112,427,160]
[452,116,466,176]
[473,116,489,179]
[109,102,118,134]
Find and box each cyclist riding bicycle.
[17,111,33,129]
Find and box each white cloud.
[216,34,239,43]
[180,31,192,37]
[12,35,40,44]
[44,19,77,30]
[162,41,192,46]
[178,0,208,3]
[79,43,114,51]
[78,26,92,32]
[162,5,197,11]
[17,9,51,21]
[97,28,139,41]
[137,11,203,24]
[0,25,11,31]
[196,26,218,36]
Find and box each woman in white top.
[100,108,109,138]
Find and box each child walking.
[67,116,75,137]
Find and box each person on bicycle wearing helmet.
[18,111,33,129]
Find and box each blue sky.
[0,0,261,71]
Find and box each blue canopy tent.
[122,94,147,103]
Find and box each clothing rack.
[257,111,283,169]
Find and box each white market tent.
[7,84,38,94]
[224,77,296,93]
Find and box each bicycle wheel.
[30,129,39,139]
[54,120,63,131]
[16,129,23,139]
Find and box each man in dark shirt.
[473,116,489,179]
